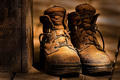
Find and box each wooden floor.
[0,0,120,80]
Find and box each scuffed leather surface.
[68,4,111,66]
[79,45,111,66]
[40,6,81,67]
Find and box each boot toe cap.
[81,52,111,66]
[47,47,81,66]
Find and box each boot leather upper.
[40,6,80,66]
[68,4,111,66]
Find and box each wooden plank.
[21,0,33,72]
[0,0,22,72]
[0,0,33,72]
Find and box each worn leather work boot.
[68,3,112,75]
[39,6,81,76]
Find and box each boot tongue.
[75,4,96,43]
[50,13,66,44]
[48,12,65,30]
[44,6,67,43]
[44,6,66,30]
[76,3,96,17]
[76,4,96,29]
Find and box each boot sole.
[82,64,112,76]
[40,49,81,76]
[45,63,81,77]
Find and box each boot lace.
[78,16,105,52]
[79,24,105,52]
[39,30,72,49]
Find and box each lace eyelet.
[88,39,92,42]
[84,43,87,45]
[80,31,83,33]
[83,37,85,40]
[52,40,55,43]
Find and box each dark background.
[0,0,120,80]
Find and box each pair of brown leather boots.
[39,4,112,76]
